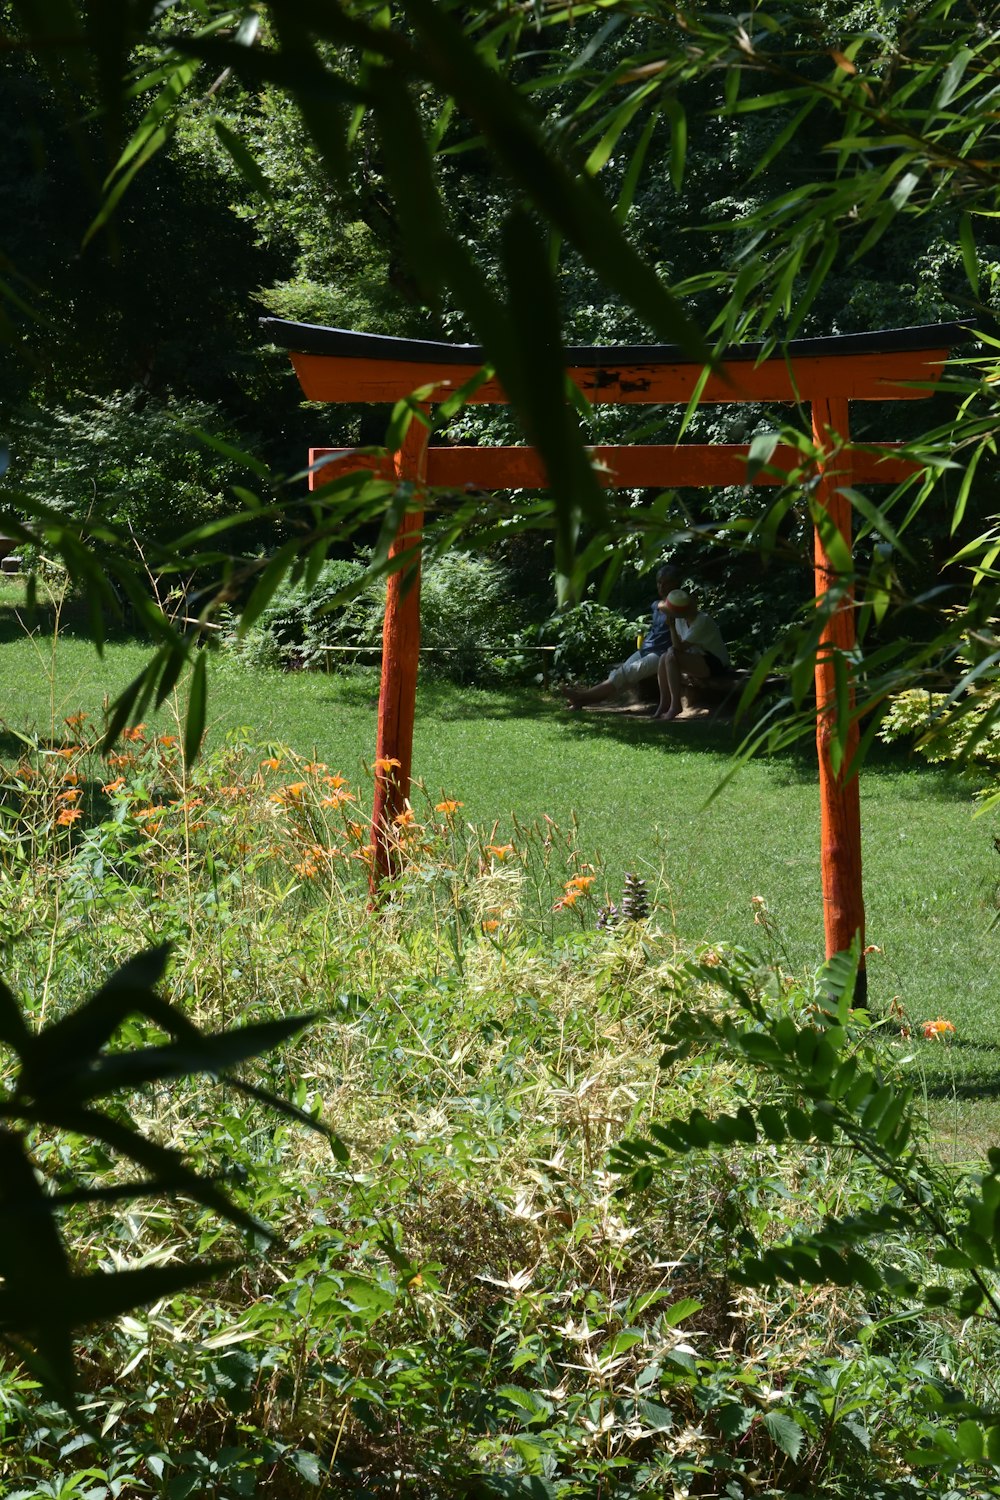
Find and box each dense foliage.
[3,0,1000,1493]
[0,721,997,1496]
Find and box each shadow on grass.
[923,1064,1000,1101]
[0,591,149,649]
[0,728,36,761]
[550,697,986,804]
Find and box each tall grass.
[0,721,994,1498]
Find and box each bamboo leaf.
[184,651,208,767]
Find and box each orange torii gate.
[262,318,962,999]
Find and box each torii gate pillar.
[812,396,866,1002]
[370,417,428,888]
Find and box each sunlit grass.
[0,579,996,1138]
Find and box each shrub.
[522,598,642,684]
[225,550,526,684]
[4,391,265,561]
[223,557,379,670]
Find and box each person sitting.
[651,589,730,721]
[563,564,681,710]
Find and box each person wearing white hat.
[651,589,730,720]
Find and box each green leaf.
[616,108,659,223]
[26,946,180,1088]
[956,1419,985,1463]
[663,1297,703,1327]
[758,1105,787,1143]
[212,118,274,200]
[184,651,208,767]
[64,1014,318,1102]
[959,212,980,298]
[762,1409,804,1461]
[0,977,31,1055]
[716,1402,754,1439]
[288,1450,324,1486]
[663,94,686,192]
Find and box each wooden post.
[811,396,867,1005]
[370,415,429,891]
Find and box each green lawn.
[0,582,997,1145]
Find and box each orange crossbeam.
[292,348,949,407]
[308,443,922,492]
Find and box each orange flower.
[105,751,135,770]
[374,757,401,775]
[565,874,595,892]
[554,890,580,910]
[323,774,348,790]
[102,777,127,794]
[921,1017,956,1040]
[219,784,249,799]
[271,781,309,805]
[435,799,463,815]
[260,756,282,772]
[303,761,327,775]
[121,724,146,743]
[15,764,36,781]
[487,843,514,861]
[55,808,82,826]
[61,771,80,786]
[294,860,319,878]
[320,789,354,808]
[52,747,76,761]
[157,734,178,749]
[482,919,500,932]
[56,789,82,804]
[64,712,88,729]
[393,807,416,827]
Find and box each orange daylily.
[921,1017,956,1040]
[55,808,82,825]
[374,757,401,775]
[320,789,354,808]
[487,843,514,861]
[435,799,463,815]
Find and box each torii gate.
[262,318,962,1001]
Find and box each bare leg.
[653,649,710,720]
[651,651,682,719]
[564,677,616,709]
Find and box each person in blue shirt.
[563,564,682,710]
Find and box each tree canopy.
[2,0,999,755]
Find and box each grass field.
[3,583,1000,1496]
[0,582,997,1143]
